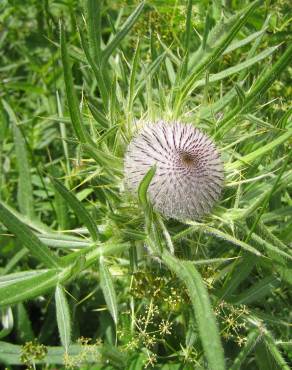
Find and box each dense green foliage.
[0,0,291,369]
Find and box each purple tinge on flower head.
[124,121,224,220]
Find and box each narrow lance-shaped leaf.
[223,29,267,54]
[60,23,91,144]
[176,222,262,257]
[217,42,292,136]
[0,201,61,268]
[2,100,34,219]
[194,46,279,88]
[50,177,98,241]
[226,129,292,171]
[101,2,145,64]
[162,251,226,370]
[86,0,102,62]
[137,165,156,208]
[0,269,71,308]
[230,329,261,370]
[174,0,260,115]
[99,257,118,325]
[127,38,141,118]
[55,284,71,353]
[232,276,281,305]
[78,27,109,108]
[0,307,13,339]
[262,332,290,370]
[245,149,292,242]
[0,341,126,367]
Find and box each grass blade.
[0,307,13,339]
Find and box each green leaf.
[134,52,167,101]
[194,46,279,88]
[263,333,290,370]
[127,38,141,117]
[2,100,34,219]
[82,143,123,173]
[0,201,61,268]
[226,129,292,171]
[217,42,292,136]
[50,177,98,241]
[55,284,71,353]
[0,308,13,339]
[0,269,71,308]
[101,2,145,64]
[162,251,226,370]
[78,27,109,108]
[137,165,156,208]
[219,255,256,300]
[88,102,109,128]
[99,257,118,325]
[0,341,126,367]
[232,276,281,304]
[230,329,261,370]
[60,22,91,144]
[86,0,102,63]
[255,332,290,370]
[176,222,262,257]
[174,0,260,115]
[223,29,267,54]
[15,303,34,342]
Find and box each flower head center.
[180,152,198,168]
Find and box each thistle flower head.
[124,121,224,220]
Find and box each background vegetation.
[0,0,291,369]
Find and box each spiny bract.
[124,121,224,220]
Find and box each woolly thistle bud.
[124,121,224,220]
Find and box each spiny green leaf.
[99,257,118,325]
[0,269,71,307]
[55,284,71,353]
[230,329,261,370]
[60,22,92,144]
[2,100,34,219]
[0,201,61,268]
[101,2,145,64]
[176,222,262,257]
[226,129,292,171]
[162,251,226,370]
[138,165,156,208]
[50,176,98,241]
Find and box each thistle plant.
[0,0,291,369]
[125,121,223,220]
